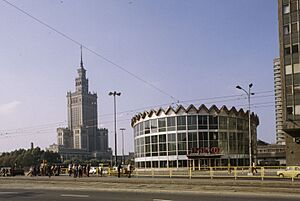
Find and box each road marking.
[153,199,173,201]
[61,194,89,198]
[0,192,19,195]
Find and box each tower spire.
[80,45,84,68]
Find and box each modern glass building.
[131,105,259,169]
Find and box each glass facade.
[132,106,259,169]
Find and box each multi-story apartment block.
[274,58,286,145]
[278,0,300,165]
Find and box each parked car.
[0,167,25,176]
[89,166,97,174]
[277,166,300,178]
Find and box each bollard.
[261,167,264,181]
[169,168,172,178]
[189,166,192,179]
[210,167,213,179]
[234,167,237,180]
[151,169,154,178]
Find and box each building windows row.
[285,64,300,75]
[283,2,298,15]
[134,115,248,137]
[283,23,299,35]
[284,44,299,55]
[135,132,249,158]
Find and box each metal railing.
[133,166,300,182]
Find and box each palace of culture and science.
[49,49,112,161]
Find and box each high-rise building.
[278,0,300,165]
[55,48,111,160]
[66,51,98,152]
[274,58,285,145]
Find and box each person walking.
[87,164,90,177]
[127,164,132,178]
[252,162,258,174]
[117,164,122,178]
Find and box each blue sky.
[0,0,278,154]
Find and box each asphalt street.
[0,188,300,201]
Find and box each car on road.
[277,166,300,178]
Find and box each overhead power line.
[2,0,179,103]
[0,90,274,132]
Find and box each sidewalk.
[0,176,299,197]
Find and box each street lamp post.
[109,91,121,166]
[236,83,254,175]
[120,128,126,165]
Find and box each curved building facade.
[131,105,259,169]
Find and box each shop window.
[198,115,208,129]
[209,116,218,129]
[158,118,166,132]
[168,160,177,168]
[219,116,228,129]
[177,116,186,130]
[152,161,158,168]
[160,161,167,168]
[228,117,237,130]
[187,115,197,130]
[150,119,157,133]
[144,120,150,134]
[159,134,166,143]
[167,117,176,131]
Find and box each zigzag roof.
[131,104,259,127]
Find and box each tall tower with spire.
[56,46,111,160]
[66,46,98,151]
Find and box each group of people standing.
[118,163,133,178]
[68,163,91,178]
[27,163,61,177]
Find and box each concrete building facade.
[274,57,286,145]
[278,0,300,165]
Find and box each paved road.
[0,188,299,201]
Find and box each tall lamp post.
[236,83,254,175]
[120,128,126,165]
[109,91,121,166]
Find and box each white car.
[277,166,300,178]
[89,167,97,174]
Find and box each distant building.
[131,104,259,169]
[257,140,286,166]
[274,58,285,145]
[55,48,111,161]
[278,0,300,165]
